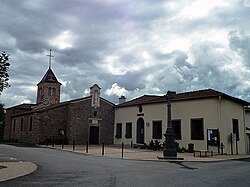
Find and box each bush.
[147,140,163,151]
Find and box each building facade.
[114,89,250,154]
[4,67,115,145]
[244,108,250,154]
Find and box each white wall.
[114,97,247,154]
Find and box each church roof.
[116,88,250,108]
[37,68,61,85]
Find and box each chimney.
[119,96,126,104]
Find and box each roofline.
[115,89,250,108]
[114,95,165,108]
[9,95,115,117]
[6,103,36,110]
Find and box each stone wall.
[4,97,115,145]
[67,98,114,145]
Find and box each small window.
[13,119,16,132]
[172,120,181,140]
[20,118,24,132]
[39,88,42,95]
[116,123,122,139]
[125,122,132,139]
[152,121,162,139]
[191,118,204,140]
[48,87,56,96]
[232,119,239,141]
[29,116,33,132]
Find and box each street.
[0,144,250,187]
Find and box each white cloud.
[179,0,230,19]
[105,83,128,97]
[49,30,77,50]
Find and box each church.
[3,52,115,145]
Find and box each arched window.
[12,118,16,132]
[29,116,33,132]
[20,118,24,132]
[48,87,56,96]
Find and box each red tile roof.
[116,88,250,108]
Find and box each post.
[73,140,75,151]
[102,141,105,156]
[230,133,233,155]
[86,141,89,154]
[163,91,177,157]
[131,141,133,148]
[62,143,64,149]
[220,142,224,155]
[52,137,55,147]
[122,142,124,159]
[236,140,238,155]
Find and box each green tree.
[0,51,10,93]
[0,102,5,141]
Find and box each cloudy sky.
[1,0,250,108]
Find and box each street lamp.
[163,91,177,157]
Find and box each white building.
[114,89,250,155]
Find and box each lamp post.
[163,91,177,157]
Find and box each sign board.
[207,129,219,146]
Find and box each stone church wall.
[98,100,115,144]
[35,104,68,144]
[67,98,92,144]
[67,98,114,145]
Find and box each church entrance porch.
[89,126,99,145]
[136,118,145,144]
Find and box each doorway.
[136,118,145,144]
[248,135,250,154]
[89,126,99,144]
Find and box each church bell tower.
[36,50,61,107]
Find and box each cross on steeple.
[47,49,54,69]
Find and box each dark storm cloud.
[228,30,250,67]
[1,0,250,107]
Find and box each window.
[93,111,97,117]
[172,120,181,140]
[232,119,239,141]
[29,116,33,132]
[20,118,24,132]
[48,87,56,96]
[191,118,204,140]
[116,123,122,139]
[13,119,16,132]
[152,121,162,139]
[39,88,42,95]
[125,122,132,138]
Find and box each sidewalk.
[0,161,37,182]
[42,144,250,162]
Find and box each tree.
[0,102,5,141]
[0,51,10,93]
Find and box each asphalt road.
[0,144,250,187]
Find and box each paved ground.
[0,144,249,183]
[0,161,37,182]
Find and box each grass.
[0,165,7,170]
